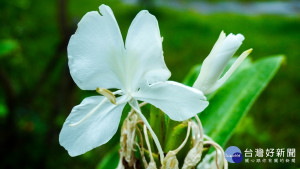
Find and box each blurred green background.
[0,0,299,168]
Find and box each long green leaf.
[149,106,166,148]
[96,145,120,169]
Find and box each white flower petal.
[205,33,244,82]
[124,10,171,91]
[68,4,125,90]
[205,48,253,94]
[133,81,208,121]
[193,33,244,93]
[210,31,226,52]
[59,95,127,156]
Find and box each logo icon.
[225,146,243,163]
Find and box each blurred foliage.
[136,0,292,5]
[0,0,299,168]
[174,0,291,2]
[0,39,19,57]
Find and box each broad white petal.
[133,81,208,121]
[59,95,127,156]
[124,10,171,91]
[68,5,125,90]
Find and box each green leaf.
[149,105,166,149]
[0,97,8,117]
[183,64,202,86]
[197,55,284,146]
[0,39,19,57]
[164,122,188,152]
[96,145,120,169]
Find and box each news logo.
[225,146,243,163]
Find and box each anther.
[96,87,116,104]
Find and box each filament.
[173,121,191,154]
[204,139,228,169]
[69,98,107,127]
[144,124,155,163]
[195,115,204,141]
[69,94,129,127]
[129,99,165,163]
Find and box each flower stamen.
[144,124,157,169]
[182,117,204,169]
[129,99,165,163]
[203,135,228,169]
[174,121,191,154]
[162,122,191,169]
[96,87,117,104]
[69,98,108,127]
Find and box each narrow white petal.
[68,4,125,90]
[133,81,209,121]
[193,33,244,93]
[210,31,226,52]
[205,48,253,94]
[124,10,171,91]
[59,95,127,156]
[208,33,244,78]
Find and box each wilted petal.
[125,10,170,91]
[59,95,127,156]
[133,81,208,121]
[68,5,125,90]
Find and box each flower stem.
[129,100,164,163]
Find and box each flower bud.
[182,141,204,169]
[161,151,179,169]
[193,31,252,94]
[147,161,157,169]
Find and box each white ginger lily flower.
[59,4,208,157]
[193,31,252,94]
